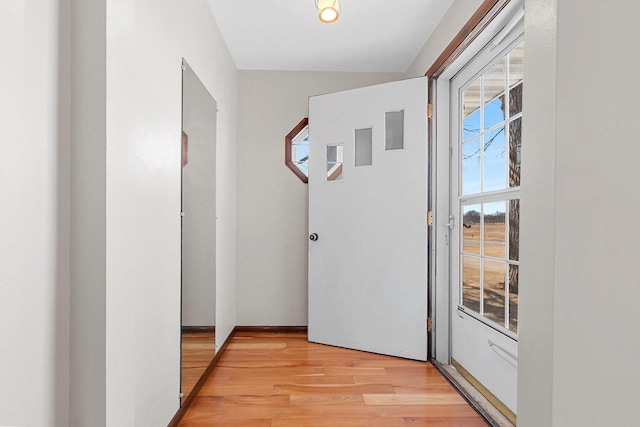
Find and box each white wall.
[102,1,237,426]
[0,0,70,426]
[519,0,640,425]
[517,0,556,424]
[405,0,484,77]
[182,64,217,327]
[236,70,403,326]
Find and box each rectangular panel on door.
[308,78,428,361]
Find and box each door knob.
[309,233,318,241]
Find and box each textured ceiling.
[206,0,454,72]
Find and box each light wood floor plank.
[183,398,480,419]
[273,418,406,427]
[227,342,287,350]
[288,393,364,405]
[404,416,490,426]
[274,384,394,395]
[179,417,272,427]
[324,366,388,376]
[198,384,276,396]
[211,366,326,376]
[208,374,356,386]
[393,384,460,394]
[354,374,449,386]
[354,359,431,368]
[363,393,467,406]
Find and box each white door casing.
[308,78,428,361]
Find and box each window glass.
[355,128,373,166]
[462,204,481,256]
[483,201,506,259]
[385,111,404,150]
[462,255,481,313]
[462,138,481,195]
[483,259,506,325]
[483,58,506,130]
[483,126,506,192]
[463,78,481,141]
[292,132,309,174]
[327,144,343,181]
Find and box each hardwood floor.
[179,332,487,426]
[182,332,216,405]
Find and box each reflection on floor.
[181,331,215,405]
[179,332,487,426]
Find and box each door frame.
[427,0,523,364]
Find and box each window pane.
[327,145,337,165]
[355,128,373,166]
[294,137,309,175]
[483,201,506,259]
[385,111,404,150]
[484,58,506,130]
[508,199,520,262]
[509,264,519,333]
[295,137,309,162]
[508,41,524,117]
[509,83,523,117]
[462,205,481,255]
[326,144,343,182]
[462,256,480,313]
[483,126,506,191]
[483,259,506,326]
[294,161,309,174]
[462,137,481,195]
[463,78,481,141]
[508,117,522,187]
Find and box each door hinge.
[427,317,433,333]
[427,210,433,227]
[427,104,433,119]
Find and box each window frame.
[285,117,309,183]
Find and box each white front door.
[449,34,524,414]
[308,78,428,361]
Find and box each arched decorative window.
[285,118,309,183]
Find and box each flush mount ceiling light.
[315,0,341,24]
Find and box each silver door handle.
[444,215,454,229]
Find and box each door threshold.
[431,360,515,427]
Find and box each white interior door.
[449,32,524,415]
[308,78,428,361]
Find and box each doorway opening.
[429,1,524,424]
